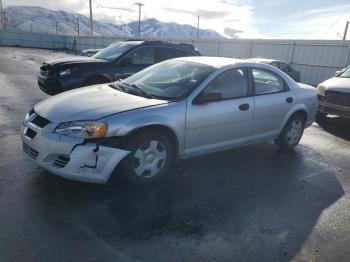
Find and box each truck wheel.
[275,113,305,150]
[121,131,175,184]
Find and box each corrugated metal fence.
[1,30,350,85]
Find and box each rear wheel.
[275,114,305,150]
[121,131,175,184]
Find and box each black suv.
[247,58,301,82]
[38,40,201,95]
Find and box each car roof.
[119,40,197,51]
[175,56,252,68]
[248,58,285,64]
[112,40,144,45]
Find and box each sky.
[4,0,350,39]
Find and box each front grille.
[25,128,37,139]
[45,154,70,168]
[23,143,39,159]
[31,114,50,128]
[326,91,350,107]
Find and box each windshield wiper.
[109,81,128,92]
[122,82,155,99]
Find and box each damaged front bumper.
[318,101,350,119]
[21,121,130,184]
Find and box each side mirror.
[335,68,346,76]
[193,91,223,105]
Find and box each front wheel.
[275,114,305,150]
[121,131,176,184]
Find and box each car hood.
[45,56,107,67]
[34,84,169,123]
[320,77,350,93]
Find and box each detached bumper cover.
[21,121,130,184]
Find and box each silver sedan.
[21,57,317,184]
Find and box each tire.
[82,76,110,87]
[274,113,306,150]
[121,131,176,184]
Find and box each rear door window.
[252,68,285,95]
[278,62,290,72]
[203,68,249,99]
[121,47,155,66]
[156,47,194,62]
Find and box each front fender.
[102,102,187,156]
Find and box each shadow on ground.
[316,116,350,141]
[26,142,344,261]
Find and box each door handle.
[239,103,250,111]
[286,97,294,103]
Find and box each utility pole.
[55,22,58,36]
[0,0,3,31]
[135,2,144,37]
[2,11,5,31]
[89,0,93,37]
[343,21,349,40]
[77,16,80,37]
[197,15,200,39]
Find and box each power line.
[328,5,350,30]
[93,0,138,19]
[135,2,144,37]
[93,0,134,11]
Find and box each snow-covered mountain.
[3,6,224,39]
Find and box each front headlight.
[317,85,326,96]
[25,108,34,121]
[54,121,108,139]
[58,68,72,77]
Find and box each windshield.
[93,42,135,61]
[338,67,350,78]
[122,60,215,100]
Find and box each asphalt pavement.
[0,47,350,262]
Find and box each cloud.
[5,0,259,38]
[163,7,230,19]
[224,27,243,38]
[263,4,350,39]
